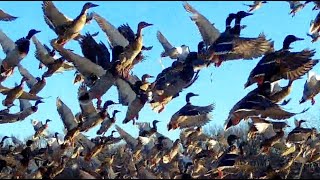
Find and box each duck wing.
[183,1,220,46]
[156,31,174,53]
[42,1,72,29]
[93,12,129,48]
[56,97,78,131]
[77,83,97,118]
[0,29,15,55]
[114,77,137,106]
[19,99,32,111]
[18,92,43,100]
[115,124,138,150]
[0,9,17,21]
[32,36,56,65]
[118,23,135,43]
[17,64,37,89]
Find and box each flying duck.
[244,35,319,88]
[168,92,214,131]
[0,29,40,75]
[97,110,121,136]
[42,1,99,46]
[17,64,46,95]
[300,71,320,105]
[287,1,306,17]
[0,9,17,21]
[243,1,267,12]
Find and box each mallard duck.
[286,123,316,144]
[1,77,28,107]
[33,119,52,139]
[157,31,190,61]
[243,1,267,12]
[257,81,293,104]
[138,120,160,145]
[182,1,220,49]
[17,64,46,95]
[42,1,99,46]
[32,36,74,77]
[251,116,290,139]
[299,71,320,105]
[287,1,305,17]
[0,9,17,21]
[168,92,214,131]
[150,61,199,113]
[17,99,44,121]
[97,110,121,135]
[244,35,318,88]
[206,11,274,67]
[78,32,111,70]
[310,11,320,34]
[305,0,320,10]
[122,74,154,124]
[0,29,40,75]
[224,90,308,130]
[307,32,320,43]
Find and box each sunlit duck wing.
[56,97,78,131]
[51,40,106,78]
[115,124,138,150]
[0,29,16,56]
[93,12,129,48]
[300,71,320,105]
[32,36,56,65]
[182,1,220,47]
[251,116,277,139]
[0,9,17,21]
[157,30,184,59]
[310,11,320,34]
[79,32,111,70]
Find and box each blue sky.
[0,1,319,141]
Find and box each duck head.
[35,100,44,106]
[83,2,99,10]
[186,92,198,103]
[103,100,119,109]
[236,11,253,19]
[138,21,153,30]
[26,29,41,40]
[283,35,304,50]
[227,134,239,146]
[142,74,154,81]
[45,119,52,124]
[113,110,121,116]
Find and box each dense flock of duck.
[1,1,320,179]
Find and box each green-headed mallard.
[0,9,17,21]
[42,1,99,46]
[244,35,319,88]
[97,110,121,136]
[17,99,44,121]
[168,92,214,131]
[0,29,40,75]
[300,71,320,105]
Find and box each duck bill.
[145,23,153,27]
[244,12,254,17]
[296,37,304,41]
[90,4,99,7]
[299,99,305,104]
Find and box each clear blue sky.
[0,1,319,141]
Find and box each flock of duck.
[1,1,320,179]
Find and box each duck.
[17,64,46,95]
[286,122,316,144]
[259,127,286,154]
[251,116,290,139]
[299,71,320,105]
[150,60,199,113]
[32,36,74,77]
[42,1,99,46]
[0,29,41,75]
[0,9,17,21]
[157,30,190,61]
[76,83,97,119]
[307,32,320,43]
[168,92,214,131]
[97,110,121,136]
[310,11,320,34]
[122,74,154,124]
[224,89,309,130]
[33,119,52,139]
[17,99,44,121]
[287,1,305,17]
[244,35,319,88]
[305,0,320,10]
[257,81,293,104]
[1,77,28,107]
[78,32,111,70]
[243,1,267,12]
[206,11,274,67]
[138,120,160,144]
[182,1,220,49]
